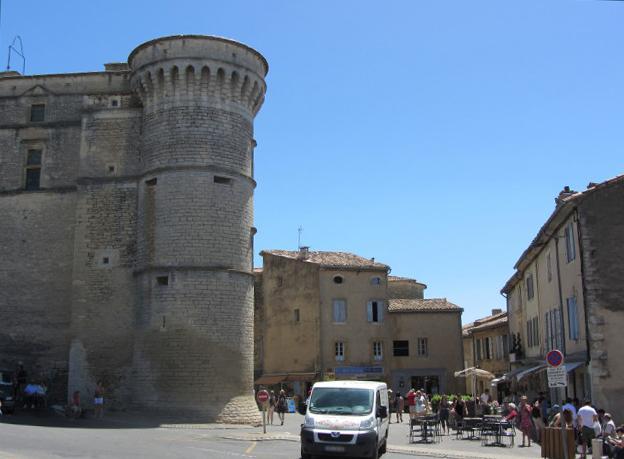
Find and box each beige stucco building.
[501,176,624,414]
[254,248,466,397]
[462,310,509,400]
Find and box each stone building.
[254,248,466,397]
[462,310,509,400]
[0,35,267,423]
[501,174,624,414]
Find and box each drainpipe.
[554,234,568,400]
[574,208,592,399]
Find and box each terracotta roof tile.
[463,312,508,334]
[388,298,462,313]
[261,250,389,270]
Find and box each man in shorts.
[577,399,598,458]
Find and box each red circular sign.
[546,349,564,367]
[257,389,269,403]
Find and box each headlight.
[304,415,315,428]
[359,417,374,430]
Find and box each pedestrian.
[577,399,598,458]
[406,388,417,420]
[532,400,545,443]
[415,390,426,417]
[268,390,276,425]
[518,395,533,447]
[396,393,404,423]
[94,381,105,419]
[276,389,287,425]
[438,395,450,434]
[68,390,82,419]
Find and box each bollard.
[592,438,602,459]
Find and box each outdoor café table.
[410,415,437,444]
[461,417,482,440]
[482,419,510,447]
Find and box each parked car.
[0,369,15,414]
[299,380,389,459]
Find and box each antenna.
[7,35,25,73]
[298,225,303,249]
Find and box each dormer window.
[30,104,45,122]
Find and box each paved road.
[0,414,423,459]
[1,411,541,459]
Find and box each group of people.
[67,380,106,420]
[266,389,288,425]
[389,387,623,458]
[497,393,622,458]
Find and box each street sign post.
[546,350,568,459]
[546,349,564,368]
[257,390,269,434]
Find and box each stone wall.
[578,179,624,414]
[0,191,76,401]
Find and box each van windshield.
[308,387,373,416]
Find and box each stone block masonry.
[0,35,267,424]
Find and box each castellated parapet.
[0,35,267,424]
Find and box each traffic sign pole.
[256,390,269,434]
[546,350,568,459]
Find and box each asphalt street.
[0,413,425,459]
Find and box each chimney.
[297,246,310,260]
[492,308,503,316]
[555,185,576,206]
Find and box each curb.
[220,433,533,459]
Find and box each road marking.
[187,445,255,457]
[244,442,257,455]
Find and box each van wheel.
[370,440,379,459]
[300,447,311,459]
[380,438,387,455]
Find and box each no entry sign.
[257,389,269,404]
[546,349,564,367]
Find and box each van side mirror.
[377,406,388,419]
[296,401,307,415]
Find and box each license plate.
[324,445,345,452]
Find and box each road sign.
[546,349,564,368]
[547,366,568,388]
[257,389,269,404]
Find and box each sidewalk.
[218,413,543,459]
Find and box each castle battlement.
[129,36,267,117]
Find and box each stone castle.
[0,35,267,422]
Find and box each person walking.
[268,390,276,425]
[396,393,404,423]
[276,389,287,425]
[438,395,450,434]
[94,381,105,419]
[577,399,598,459]
[518,396,533,447]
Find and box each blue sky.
[3,0,622,322]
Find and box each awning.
[255,372,319,385]
[285,372,318,382]
[563,362,585,373]
[494,364,540,384]
[254,374,287,385]
[516,364,547,381]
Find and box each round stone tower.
[129,35,267,423]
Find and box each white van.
[299,380,389,459]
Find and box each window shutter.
[367,301,373,322]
